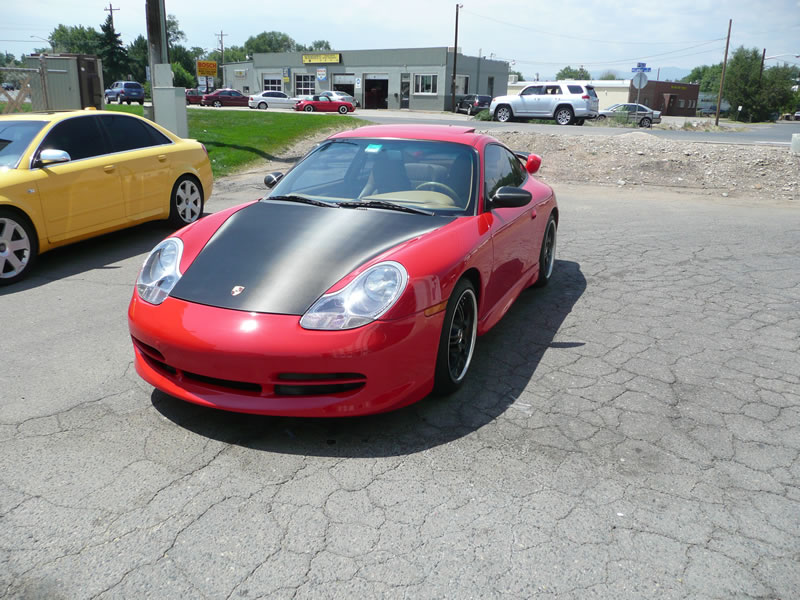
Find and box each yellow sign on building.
[302,53,341,64]
[196,60,218,77]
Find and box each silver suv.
[490,82,599,125]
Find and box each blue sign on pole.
[637,62,646,68]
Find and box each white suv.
[490,82,599,125]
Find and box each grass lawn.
[104,104,362,177]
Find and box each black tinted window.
[484,145,525,201]
[124,82,142,90]
[40,116,107,161]
[568,85,583,94]
[98,114,164,152]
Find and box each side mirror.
[491,186,532,208]
[36,149,71,168]
[264,172,284,188]
[525,154,542,174]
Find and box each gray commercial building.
[221,47,508,110]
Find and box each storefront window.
[295,74,315,97]
[414,74,438,95]
[263,78,282,91]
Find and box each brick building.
[629,80,700,116]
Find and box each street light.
[759,52,800,83]
[30,35,53,53]
[764,53,800,60]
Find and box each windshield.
[267,138,479,216]
[0,121,46,169]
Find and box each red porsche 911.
[128,124,558,417]
[294,95,355,113]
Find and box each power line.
[461,8,726,45]
[511,42,726,67]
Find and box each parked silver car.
[320,90,360,108]
[248,91,299,110]
[597,103,661,127]
[490,81,599,125]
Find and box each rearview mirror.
[264,172,284,188]
[491,186,532,208]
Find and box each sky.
[4,0,799,80]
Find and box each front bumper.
[128,294,444,417]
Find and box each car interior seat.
[359,151,412,197]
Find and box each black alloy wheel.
[433,279,478,395]
[533,215,557,287]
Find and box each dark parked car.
[104,81,145,105]
[185,89,203,105]
[456,94,492,115]
[200,88,248,107]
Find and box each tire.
[575,118,585,126]
[494,105,512,122]
[338,105,348,114]
[168,175,204,228]
[104,95,110,104]
[597,114,606,121]
[433,278,478,395]
[213,100,222,108]
[0,208,38,286]
[118,96,123,104]
[640,117,652,128]
[126,100,131,105]
[555,106,574,125]
[533,215,557,287]
[258,102,267,110]
[139,100,144,105]
[304,105,314,112]
[467,106,474,116]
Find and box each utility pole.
[450,4,462,112]
[758,48,766,84]
[104,3,120,29]
[715,19,732,126]
[215,30,227,88]
[476,47,481,94]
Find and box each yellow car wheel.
[169,175,204,227]
[0,208,38,286]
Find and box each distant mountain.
[590,66,692,81]
[524,66,693,82]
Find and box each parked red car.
[185,88,203,105]
[294,95,355,114]
[200,88,248,107]
[128,124,558,417]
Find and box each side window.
[567,85,583,94]
[40,117,108,161]
[521,86,543,96]
[98,115,162,152]
[545,85,561,95]
[484,145,525,202]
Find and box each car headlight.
[300,261,408,330]
[136,238,184,305]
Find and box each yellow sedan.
[0,109,212,285]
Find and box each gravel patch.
[483,130,800,202]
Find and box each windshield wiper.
[266,194,336,208]
[338,200,434,216]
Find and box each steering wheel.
[415,181,460,203]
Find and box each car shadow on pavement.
[0,220,188,295]
[152,259,586,457]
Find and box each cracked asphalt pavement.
[1,179,799,599]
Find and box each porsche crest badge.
[231,286,245,296]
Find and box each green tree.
[99,15,128,83]
[555,65,591,80]
[598,71,618,80]
[723,46,796,121]
[171,62,195,88]
[509,69,524,81]
[297,40,333,52]
[126,35,148,84]
[682,63,723,93]
[170,45,195,77]
[49,24,102,54]
[166,14,186,49]
[243,31,297,55]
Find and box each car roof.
[328,123,494,146]
[0,109,104,122]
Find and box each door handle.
[531,208,537,219]
[104,165,115,173]
[157,154,167,162]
